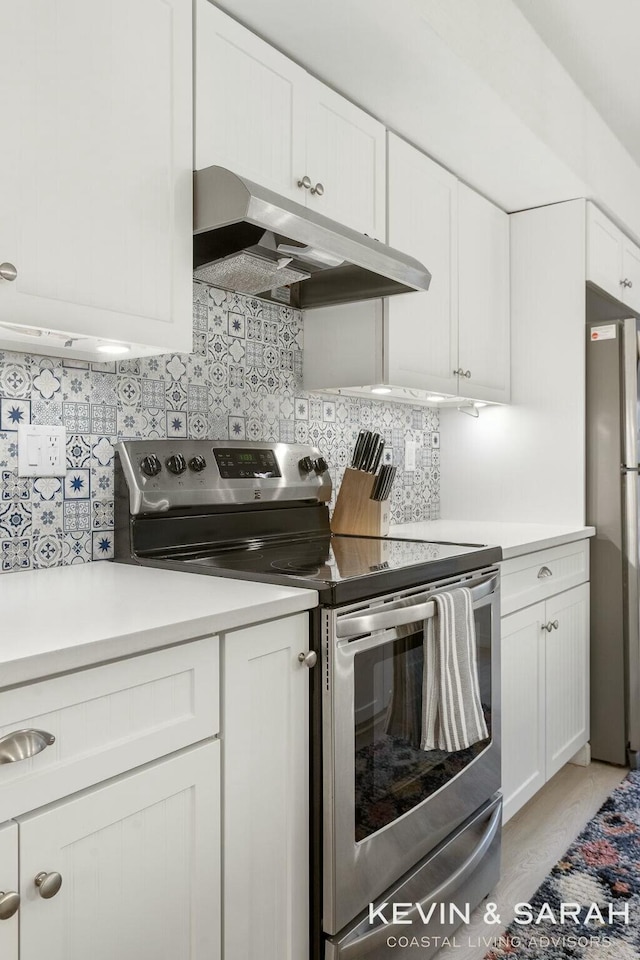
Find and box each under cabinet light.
[96,343,130,355]
[370,386,392,394]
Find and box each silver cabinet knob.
[0,729,55,765]
[0,263,17,282]
[297,176,312,190]
[453,368,463,376]
[552,619,559,630]
[34,872,62,899]
[298,650,317,669]
[311,182,324,196]
[464,370,471,378]
[537,566,553,579]
[542,621,552,632]
[621,278,633,288]
[0,891,20,920]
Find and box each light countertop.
[388,520,595,560]
[0,562,317,688]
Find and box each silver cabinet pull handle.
[298,651,317,669]
[537,566,553,579]
[621,278,633,288]
[34,872,62,900]
[0,891,20,920]
[297,176,312,190]
[0,263,17,282]
[0,729,55,765]
[310,181,324,196]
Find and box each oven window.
[353,603,492,842]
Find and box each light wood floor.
[440,761,627,960]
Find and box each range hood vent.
[193,166,431,309]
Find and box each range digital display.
[213,447,282,480]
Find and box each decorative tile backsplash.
[0,284,439,574]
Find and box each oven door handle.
[328,800,502,959]
[335,575,498,639]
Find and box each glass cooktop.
[168,535,501,605]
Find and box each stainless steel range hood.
[193,166,431,309]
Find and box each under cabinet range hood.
[193,166,431,309]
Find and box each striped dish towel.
[421,587,488,753]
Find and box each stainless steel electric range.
[114,440,503,960]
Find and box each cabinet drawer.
[501,540,589,616]
[0,636,218,822]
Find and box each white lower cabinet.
[501,581,589,823]
[222,614,310,960]
[0,821,18,960]
[16,741,220,960]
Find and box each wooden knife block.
[331,468,390,537]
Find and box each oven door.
[322,569,500,936]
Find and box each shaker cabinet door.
[586,205,624,302]
[458,183,510,403]
[305,79,386,240]
[501,603,546,823]
[0,0,193,357]
[621,237,640,314]
[545,584,590,779]
[18,743,220,960]
[386,134,459,394]
[0,822,19,960]
[195,0,307,201]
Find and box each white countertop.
[389,520,595,560]
[0,562,317,688]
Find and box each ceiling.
[512,0,640,163]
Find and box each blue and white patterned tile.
[0,398,31,431]
[139,356,165,380]
[64,469,90,500]
[92,530,114,560]
[92,500,114,530]
[294,398,309,420]
[32,499,63,536]
[228,416,246,440]
[117,377,141,406]
[32,360,62,401]
[141,408,166,439]
[228,338,245,364]
[91,466,113,499]
[0,500,32,538]
[117,406,143,439]
[31,399,63,426]
[295,421,309,442]
[309,399,322,421]
[1,471,30,501]
[141,379,166,409]
[188,412,208,439]
[165,355,187,381]
[32,534,63,569]
[1,537,31,571]
[33,476,62,501]
[92,436,114,467]
[246,316,263,341]
[0,360,32,398]
[227,310,246,338]
[117,358,141,377]
[166,382,187,411]
[62,368,92,403]
[264,321,278,345]
[63,531,91,564]
[63,501,91,532]
[91,361,117,374]
[91,373,118,405]
[166,410,187,438]
[66,435,91,469]
[323,400,336,422]
[63,401,90,433]
[187,383,208,412]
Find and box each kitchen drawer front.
[0,636,218,822]
[501,540,589,616]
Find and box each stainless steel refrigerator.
[587,316,640,767]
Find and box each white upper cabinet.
[0,0,193,360]
[195,1,386,240]
[386,135,459,395]
[458,183,510,403]
[587,203,640,314]
[194,1,307,201]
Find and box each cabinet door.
[545,583,590,780]
[0,0,193,355]
[223,614,310,960]
[18,742,220,960]
[0,822,18,960]
[586,204,623,302]
[458,184,510,403]
[195,1,307,202]
[305,78,386,239]
[386,135,458,394]
[621,237,640,313]
[501,603,546,823]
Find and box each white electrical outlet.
[404,438,417,472]
[17,425,67,477]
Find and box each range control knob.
[140,454,162,478]
[166,453,187,475]
[189,455,207,473]
[298,456,315,475]
[314,457,328,474]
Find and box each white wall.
[439,200,586,525]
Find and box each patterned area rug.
[485,770,640,960]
